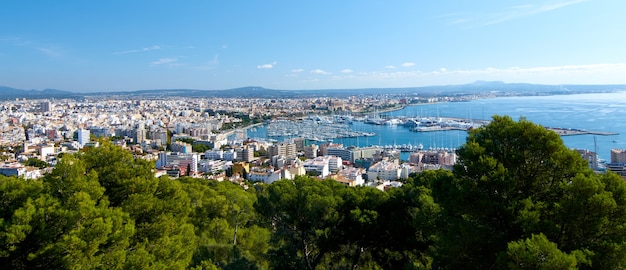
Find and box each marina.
[256,114,618,147]
[246,92,626,162]
[265,117,375,142]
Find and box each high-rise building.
[40,101,51,112]
[576,149,598,170]
[134,128,146,144]
[242,146,254,162]
[293,137,306,151]
[326,146,352,162]
[77,129,90,147]
[611,149,626,164]
[268,142,297,158]
[304,144,319,159]
[236,146,255,162]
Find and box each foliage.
[192,143,211,153]
[176,137,195,144]
[24,158,48,169]
[429,115,626,269]
[1,115,626,269]
[505,233,581,270]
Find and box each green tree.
[506,234,581,270]
[180,178,269,269]
[24,158,48,169]
[0,162,135,270]
[192,143,211,153]
[428,115,626,269]
[77,142,196,269]
[256,177,344,270]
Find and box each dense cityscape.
[0,94,456,185]
[1,90,625,185]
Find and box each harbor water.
[246,91,626,161]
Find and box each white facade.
[337,167,365,186]
[77,129,90,147]
[400,164,413,179]
[205,150,224,160]
[326,147,351,162]
[328,156,343,173]
[222,149,236,161]
[303,156,330,177]
[198,160,230,174]
[367,160,401,181]
[156,152,199,174]
[39,144,55,160]
[249,168,291,184]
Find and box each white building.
[156,152,199,175]
[328,156,343,173]
[337,167,365,186]
[198,159,231,174]
[326,146,352,162]
[222,149,237,161]
[77,129,90,147]
[303,156,331,177]
[248,168,288,184]
[205,149,224,160]
[367,160,401,181]
[400,164,414,179]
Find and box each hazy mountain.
[1,82,625,100]
[0,86,76,100]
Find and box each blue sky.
[1,0,625,92]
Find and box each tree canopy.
[2,116,626,269]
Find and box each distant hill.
[0,86,77,100]
[1,82,625,100]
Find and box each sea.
[245,91,626,162]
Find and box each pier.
[546,127,619,136]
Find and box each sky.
[1,0,625,92]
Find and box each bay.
[246,91,626,161]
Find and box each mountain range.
[1,81,625,100]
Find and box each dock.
[546,127,619,136]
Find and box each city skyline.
[1,0,625,92]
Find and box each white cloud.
[113,45,160,55]
[311,69,331,75]
[37,47,62,58]
[385,65,396,69]
[320,63,626,87]
[301,78,320,83]
[402,62,416,67]
[443,0,588,27]
[151,58,178,65]
[341,69,353,73]
[257,61,277,69]
[485,0,588,26]
[291,68,304,73]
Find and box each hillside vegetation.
[2,116,626,269]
